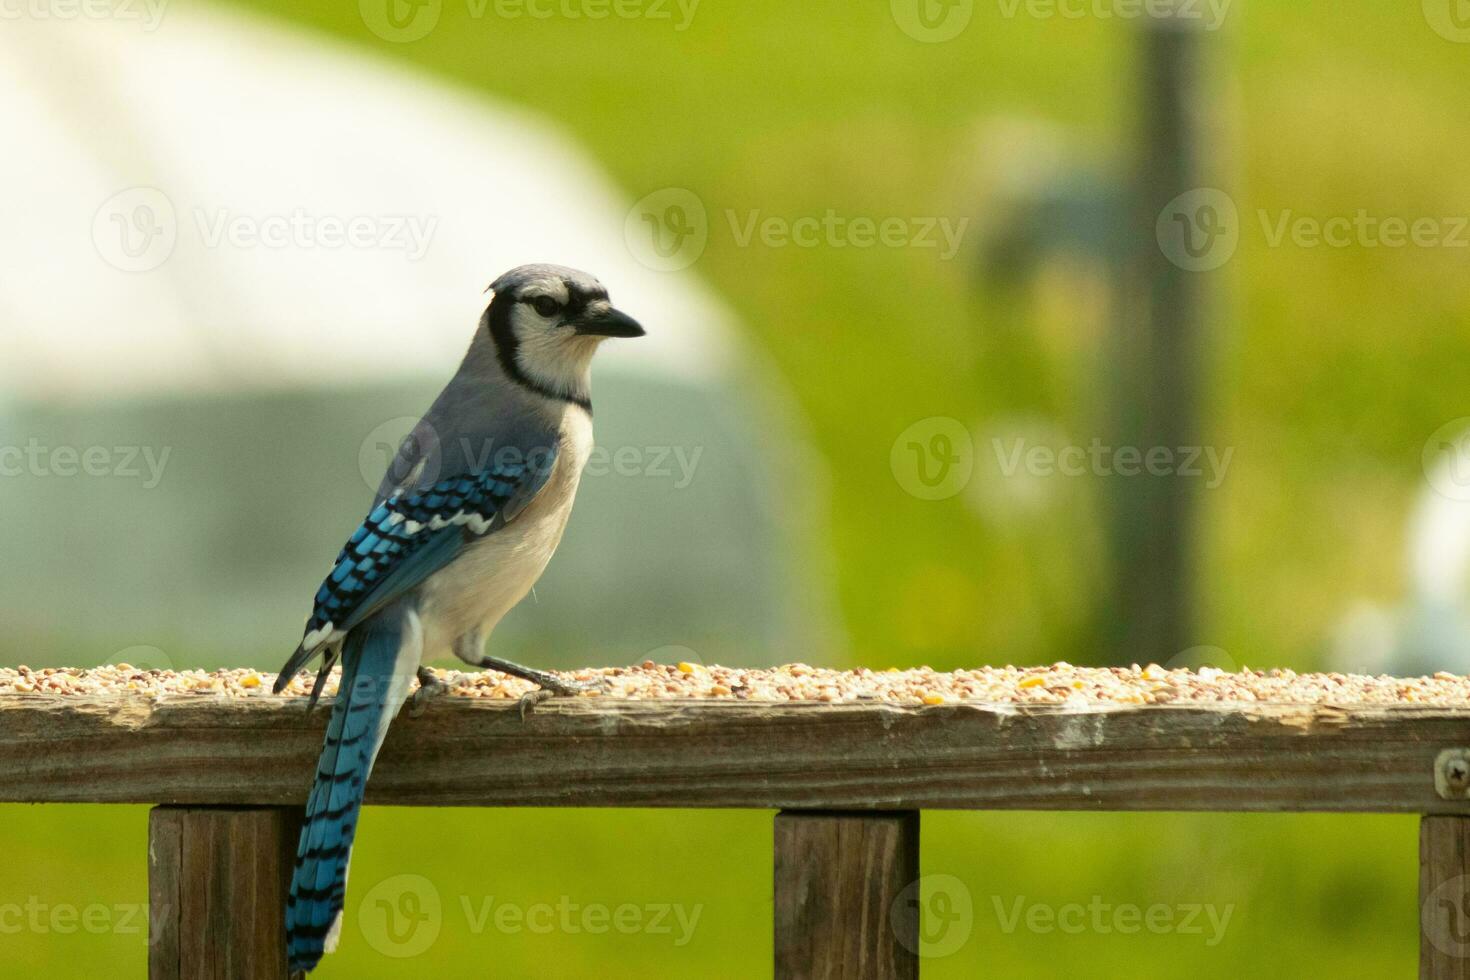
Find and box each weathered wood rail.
[4,694,1470,977]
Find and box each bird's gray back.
[373,358,567,507]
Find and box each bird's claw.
[516,676,602,720]
[408,667,451,717]
[517,687,556,720]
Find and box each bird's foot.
[515,675,602,720]
[467,654,601,719]
[409,666,452,714]
[517,687,555,720]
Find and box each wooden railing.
[4,694,1470,978]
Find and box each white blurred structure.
[1334,436,1470,676]
[0,3,837,667]
[1,2,730,398]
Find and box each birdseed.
[2,662,1470,707]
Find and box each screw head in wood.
[1435,749,1470,799]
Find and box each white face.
[507,276,604,394]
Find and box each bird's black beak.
[575,305,645,338]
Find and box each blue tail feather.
[286,608,419,974]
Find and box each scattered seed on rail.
[4,662,1470,706]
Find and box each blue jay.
[273,264,643,973]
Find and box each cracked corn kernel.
[1018,675,1047,689]
[240,673,262,689]
[677,662,696,674]
[921,694,944,705]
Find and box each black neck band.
[484,301,593,413]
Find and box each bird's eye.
[532,296,560,318]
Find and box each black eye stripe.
[521,293,603,318]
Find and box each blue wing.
[274,447,557,692]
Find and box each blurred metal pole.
[1104,8,1213,666]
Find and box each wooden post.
[1103,6,1213,667]
[149,805,303,980]
[1422,817,1470,979]
[773,810,919,980]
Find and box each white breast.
[415,407,595,654]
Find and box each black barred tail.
[286,608,420,973]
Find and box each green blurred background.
[6,0,1470,975]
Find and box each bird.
[272,264,644,973]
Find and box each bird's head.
[480,264,643,407]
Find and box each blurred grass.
[4,0,1467,975]
[0,806,1418,976]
